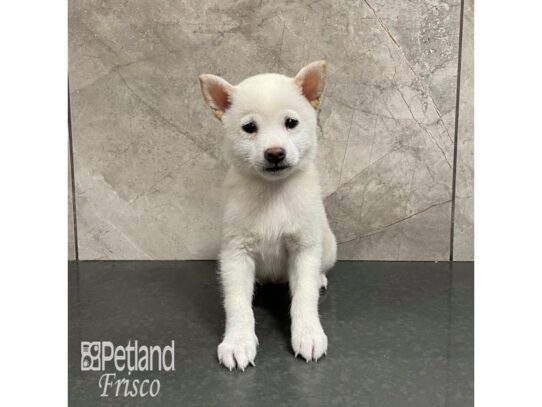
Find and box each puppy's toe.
[291,323,328,362]
[217,343,236,371]
[217,333,258,371]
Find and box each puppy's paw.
[291,322,328,362]
[217,332,258,371]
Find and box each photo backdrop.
[68,0,473,261]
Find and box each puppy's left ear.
[294,60,327,110]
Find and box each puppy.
[199,61,337,371]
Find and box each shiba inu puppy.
[199,61,336,371]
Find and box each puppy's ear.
[198,74,234,120]
[294,60,327,110]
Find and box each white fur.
[199,62,337,371]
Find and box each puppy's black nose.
[264,147,286,164]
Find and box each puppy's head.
[199,61,327,180]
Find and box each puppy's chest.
[240,196,300,237]
[246,205,293,280]
[226,192,302,249]
[224,200,293,281]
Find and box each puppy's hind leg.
[320,274,328,290]
[320,224,337,290]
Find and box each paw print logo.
[81,341,101,371]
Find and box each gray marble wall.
[68,0,474,260]
[453,0,474,260]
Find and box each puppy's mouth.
[263,165,290,173]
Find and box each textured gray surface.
[453,0,474,260]
[68,260,474,406]
[68,0,470,260]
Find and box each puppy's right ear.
[198,74,234,120]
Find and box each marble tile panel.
[453,0,474,261]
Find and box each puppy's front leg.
[288,245,328,362]
[217,248,258,371]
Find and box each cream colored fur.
[199,61,337,371]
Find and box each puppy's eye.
[242,121,258,134]
[285,118,299,129]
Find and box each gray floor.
[68,261,473,407]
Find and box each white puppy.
[199,61,337,371]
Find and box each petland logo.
[81,340,175,398]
